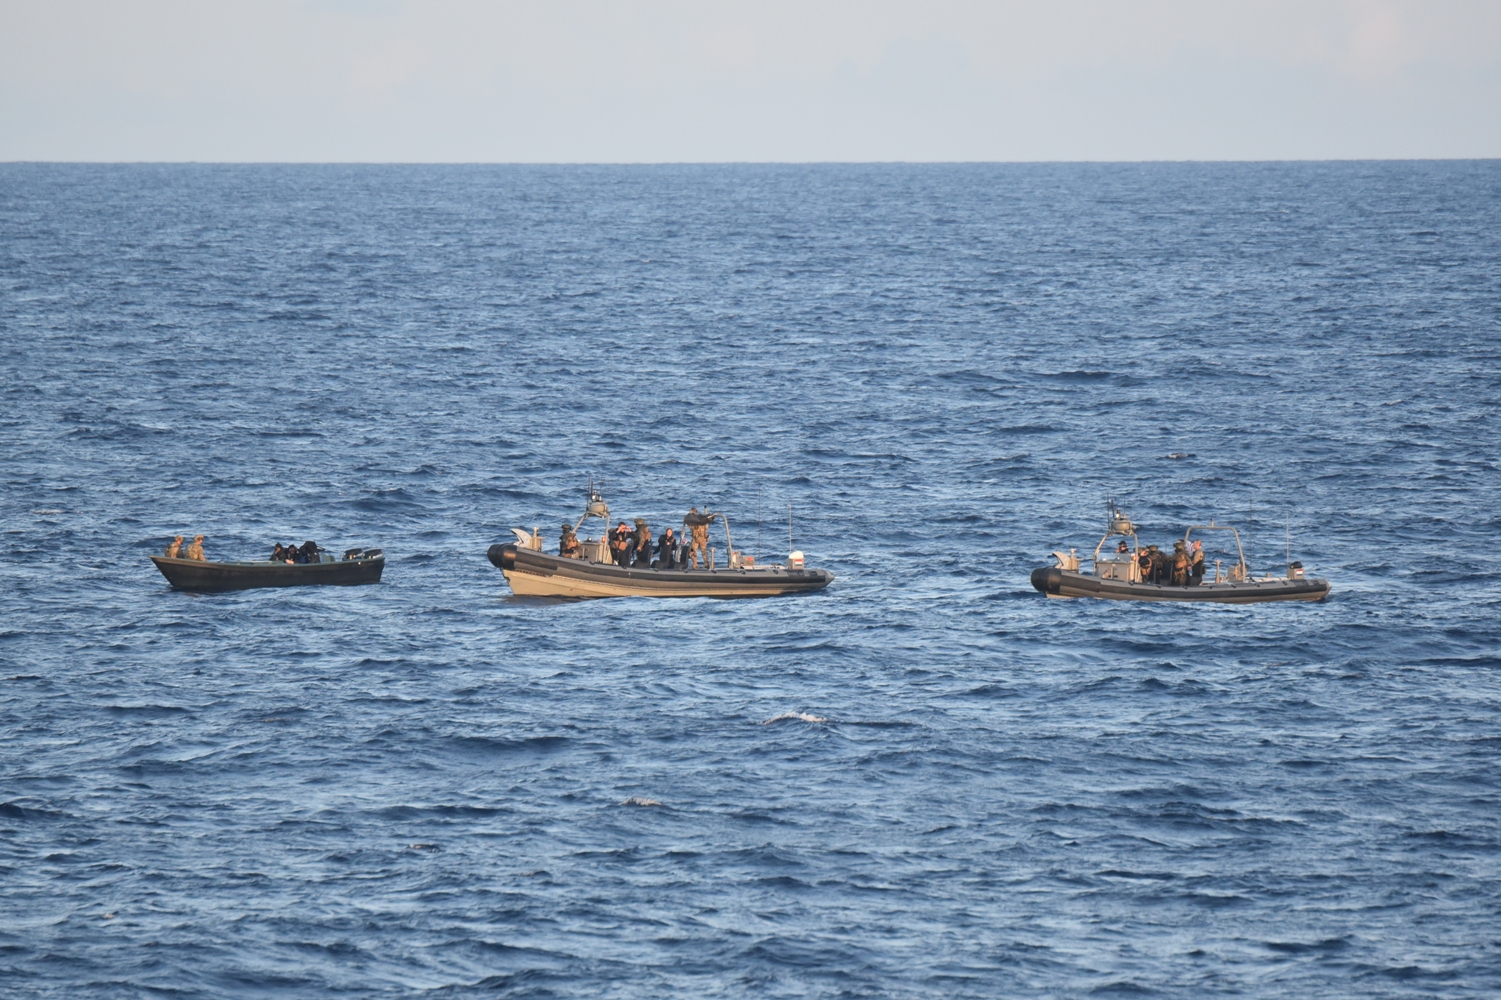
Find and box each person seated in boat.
[1143,544,1165,583]
[299,541,320,564]
[1170,540,1190,585]
[164,535,184,559]
[685,508,711,569]
[559,523,581,559]
[270,542,288,562]
[185,535,206,561]
[1189,540,1206,585]
[655,527,678,569]
[632,519,652,567]
[609,522,631,566]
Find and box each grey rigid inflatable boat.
[150,550,385,592]
[488,488,832,599]
[1031,505,1330,604]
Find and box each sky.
[2,0,1499,162]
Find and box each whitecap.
[761,711,827,725]
[621,796,662,807]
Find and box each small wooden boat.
[488,487,832,599]
[150,549,385,592]
[1031,505,1330,604]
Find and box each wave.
[761,711,827,724]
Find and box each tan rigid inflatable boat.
[1031,504,1330,604]
[487,488,832,599]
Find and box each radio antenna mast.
[788,502,793,554]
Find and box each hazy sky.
[2,0,1499,162]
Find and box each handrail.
[1183,524,1248,578]
[716,513,735,564]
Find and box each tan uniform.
[687,523,709,568]
[164,537,183,558]
[1170,547,1190,585]
[185,537,205,561]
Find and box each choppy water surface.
[3,162,1500,998]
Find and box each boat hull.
[1031,567,1329,603]
[150,555,385,592]
[488,543,832,599]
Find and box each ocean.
[2,161,1499,997]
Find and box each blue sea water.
[2,161,1500,998]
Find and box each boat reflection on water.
[1031,503,1330,604]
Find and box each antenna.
[1285,514,1290,567]
[788,501,793,554]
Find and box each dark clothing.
[299,541,319,564]
[1137,551,1152,582]
[1150,551,1169,584]
[270,544,286,562]
[1189,550,1205,584]
[609,528,630,566]
[657,531,677,570]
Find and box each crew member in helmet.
[185,535,206,561]
[164,535,184,559]
[559,523,581,559]
[685,507,712,569]
[1146,544,1166,583]
[1170,540,1190,585]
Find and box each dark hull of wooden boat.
[150,555,385,592]
[1031,567,1329,603]
[488,543,832,599]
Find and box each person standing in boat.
[1136,545,1152,583]
[559,523,582,559]
[685,508,711,569]
[185,535,206,561]
[1170,540,1191,586]
[1189,540,1206,585]
[164,535,184,559]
